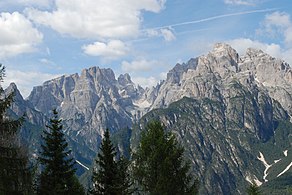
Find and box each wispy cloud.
[144,8,278,31]
[146,27,176,42]
[224,0,255,6]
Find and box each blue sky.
[0,0,292,97]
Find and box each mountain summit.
[7,43,292,194]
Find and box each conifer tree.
[116,156,133,195]
[90,129,118,195]
[133,121,199,195]
[37,109,84,195]
[90,129,132,195]
[247,181,261,195]
[0,64,32,195]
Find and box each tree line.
[0,65,261,195]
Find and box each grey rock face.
[5,83,46,127]
[25,42,292,152]
[239,48,292,115]
[131,43,292,194]
[4,83,47,159]
[27,66,144,158]
[148,43,292,119]
[134,92,290,194]
[9,43,292,193]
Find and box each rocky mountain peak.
[81,66,116,83]
[166,58,199,84]
[5,82,24,102]
[193,43,239,78]
[240,47,292,85]
[118,73,133,86]
[211,43,239,61]
[4,82,48,128]
[5,82,17,92]
[245,47,267,58]
[117,73,145,101]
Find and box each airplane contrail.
[143,8,278,31]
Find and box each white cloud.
[228,38,292,65]
[0,12,43,58]
[82,40,129,59]
[228,12,292,66]
[228,38,280,56]
[0,0,52,8]
[224,0,255,6]
[159,72,168,80]
[264,12,291,28]
[259,12,292,46]
[3,70,59,98]
[122,59,165,72]
[282,48,292,66]
[146,28,176,41]
[121,59,168,88]
[131,76,158,88]
[25,0,166,39]
[122,59,152,72]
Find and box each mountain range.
[6,43,292,194]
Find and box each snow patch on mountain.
[133,99,151,108]
[283,150,288,157]
[257,152,271,182]
[257,150,291,182]
[245,175,263,186]
[76,160,89,170]
[274,159,281,164]
[277,162,292,178]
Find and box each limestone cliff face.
[8,43,292,193]
[27,66,144,159]
[4,83,47,158]
[132,43,292,194]
[5,83,46,128]
[135,95,291,194]
[147,43,292,119]
[28,44,292,129]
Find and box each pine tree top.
[133,121,199,194]
[37,109,84,194]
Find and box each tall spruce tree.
[37,109,84,195]
[90,129,132,195]
[116,156,133,195]
[0,64,32,195]
[247,181,261,195]
[133,121,199,195]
